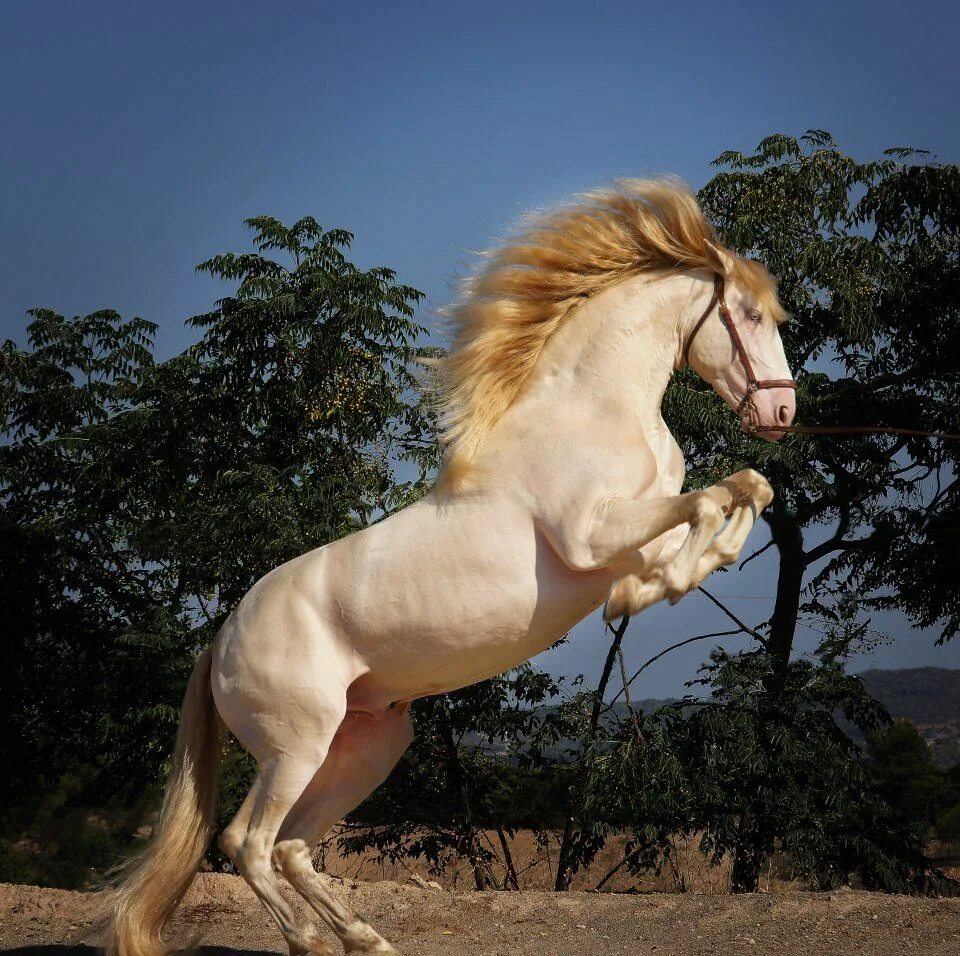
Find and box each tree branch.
[590,616,631,735]
[607,628,744,709]
[697,586,767,644]
[738,539,774,571]
[803,506,852,564]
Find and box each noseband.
[683,274,797,429]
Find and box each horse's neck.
[530,272,689,438]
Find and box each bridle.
[682,274,960,443]
[683,274,797,432]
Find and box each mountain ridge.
[855,666,960,766]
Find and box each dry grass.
[313,828,960,895]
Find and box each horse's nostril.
[777,404,791,425]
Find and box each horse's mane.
[432,177,776,491]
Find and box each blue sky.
[3,0,958,693]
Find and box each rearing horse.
[109,179,796,956]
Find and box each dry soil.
[2,872,960,955]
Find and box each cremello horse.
[109,179,796,956]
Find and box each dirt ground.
[2,873,960,956]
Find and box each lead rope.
[751,424,960,442]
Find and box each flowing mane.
[434,177,746,490]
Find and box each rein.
[684,274,960,444]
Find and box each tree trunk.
[764,508,805,697]
[554,617,630,891]
[726,509,806,892]
[730,816,764,893]
[554,815,576,891]
[494,826,520,890]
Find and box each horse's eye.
[749,310,763,324]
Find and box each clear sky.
[3,0,958,694]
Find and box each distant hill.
[623,669,960,768]
[857,667,960,725]
[856,667,960,767]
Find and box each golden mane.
[432,177,769,490]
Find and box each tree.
[1,217,435,809]
[866,720,945,826]
[673,639,937,894]
[1,309,160,799]
[650,131,960,890]
[549,134,960,895]
[550,612,949,895]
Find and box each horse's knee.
[234,832,276,882]
[690,491,725,528]
[272,837,313,877]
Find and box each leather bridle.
[682,274,960,444]
[683,274,797,431]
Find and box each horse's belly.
[330,511,613,705]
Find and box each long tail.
[107,648,221,956]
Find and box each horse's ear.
[705,241,737,278]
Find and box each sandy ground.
[2,872,960,956]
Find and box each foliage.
[683,129,960,643]
[1,218,435,813]
[646,130,960,890]
[938,802,960,846]
[565,617,952,894]
[0,768,158,888]
[866,721,949,826]
[545,133,960,893]
[674,645,937,893]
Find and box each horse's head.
[683,245,796,440]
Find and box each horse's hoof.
[289,925,335,956]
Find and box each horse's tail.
[107,647,221,956]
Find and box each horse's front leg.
[603,469,773,620]
[687,468,774,591]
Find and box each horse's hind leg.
[273,705,414,956]
[221,747,340,955]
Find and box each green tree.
[938,802,960,847]
[552,133,960,895]
[653,131,960,890]
[674,644,936,893]
[1,309,160,799]
[1,218,435,812]
[866,720,944,826]
[558,615,948,895]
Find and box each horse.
[108,178,796,956]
